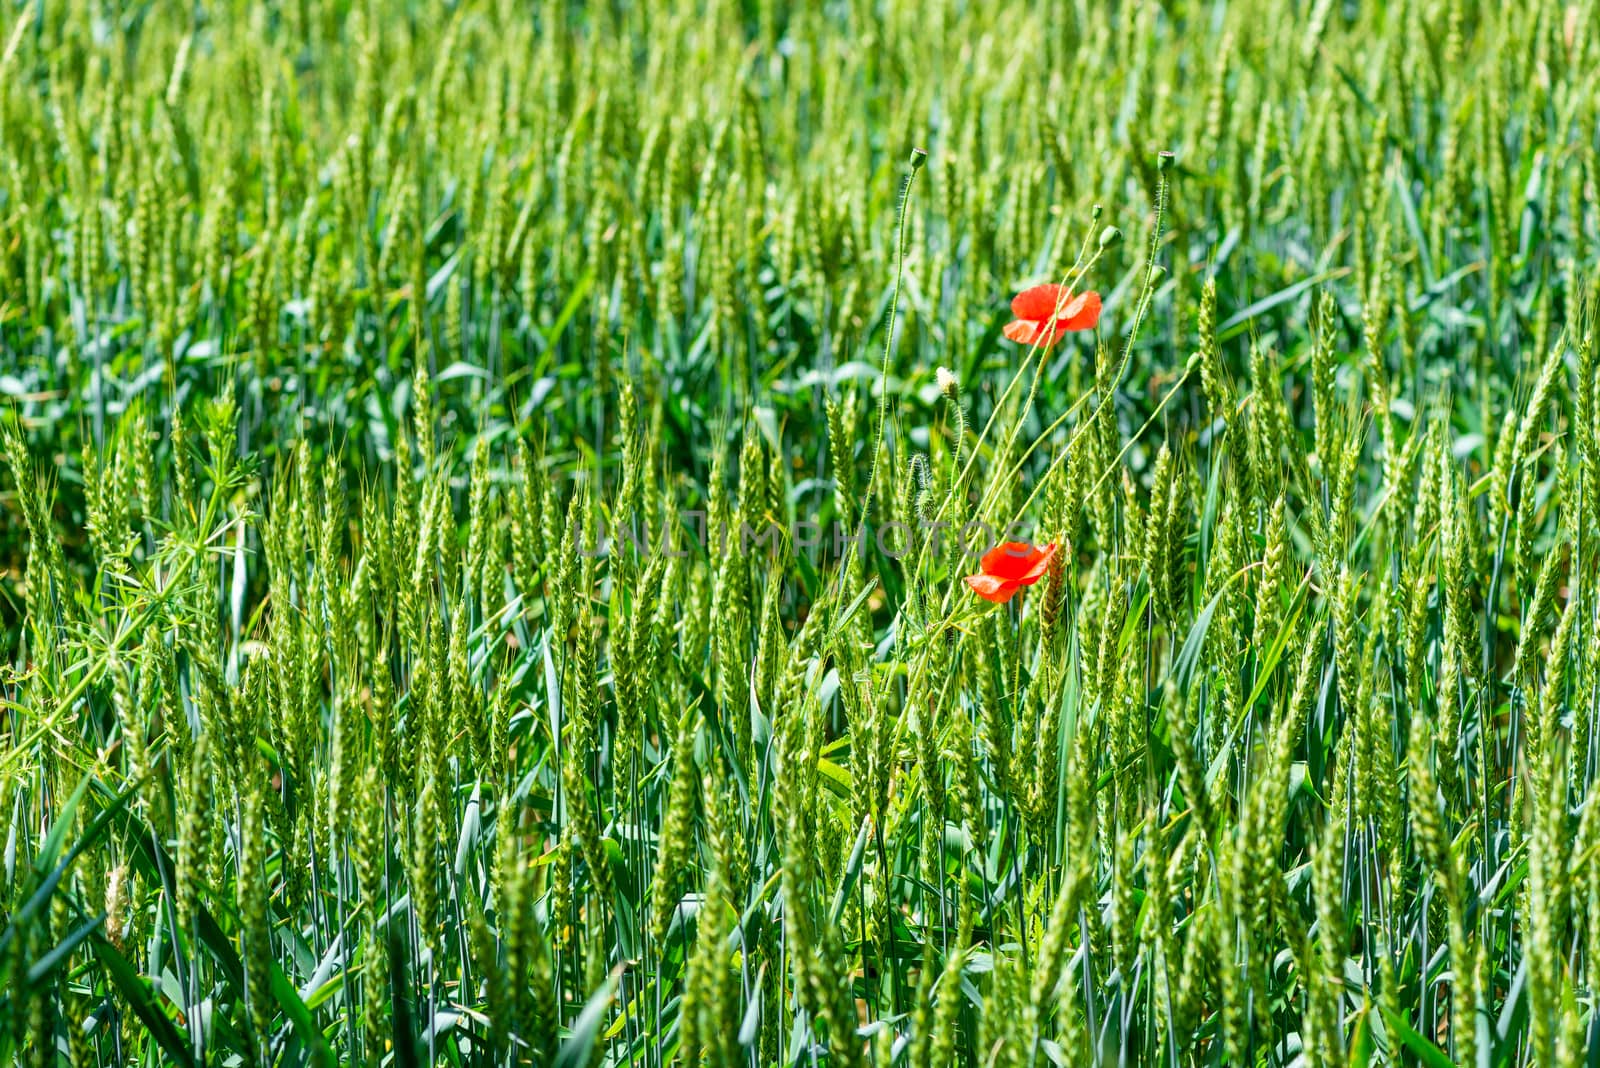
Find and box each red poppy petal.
[979,541,1046,581]
[1016,542,1059,585]
[1011,284,1067,320]
[965,573,1021,603]
[1054,291,1102,331]
[1003,319,1063,349]
[1003,319,1042,344]
[978,542,1016,572]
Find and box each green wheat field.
[3,1,1599,1065]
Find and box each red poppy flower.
[964,541,1058,604]
[1002,284,1102,348]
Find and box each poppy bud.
[909,147,928,171]
[936,366,960,401]
[1097,225,1122,250]
[1158,149,1176,171]
[1186,351,1204,373]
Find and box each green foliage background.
[2,0,1599,1065]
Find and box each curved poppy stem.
[952,234,1106,528]
[984,246,1116,494]
[1009,358,1197,536]
[999,155,1176,543]
[908,229,1110,626]
[849,147,926,580]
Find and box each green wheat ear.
[3,1,1599,1063]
